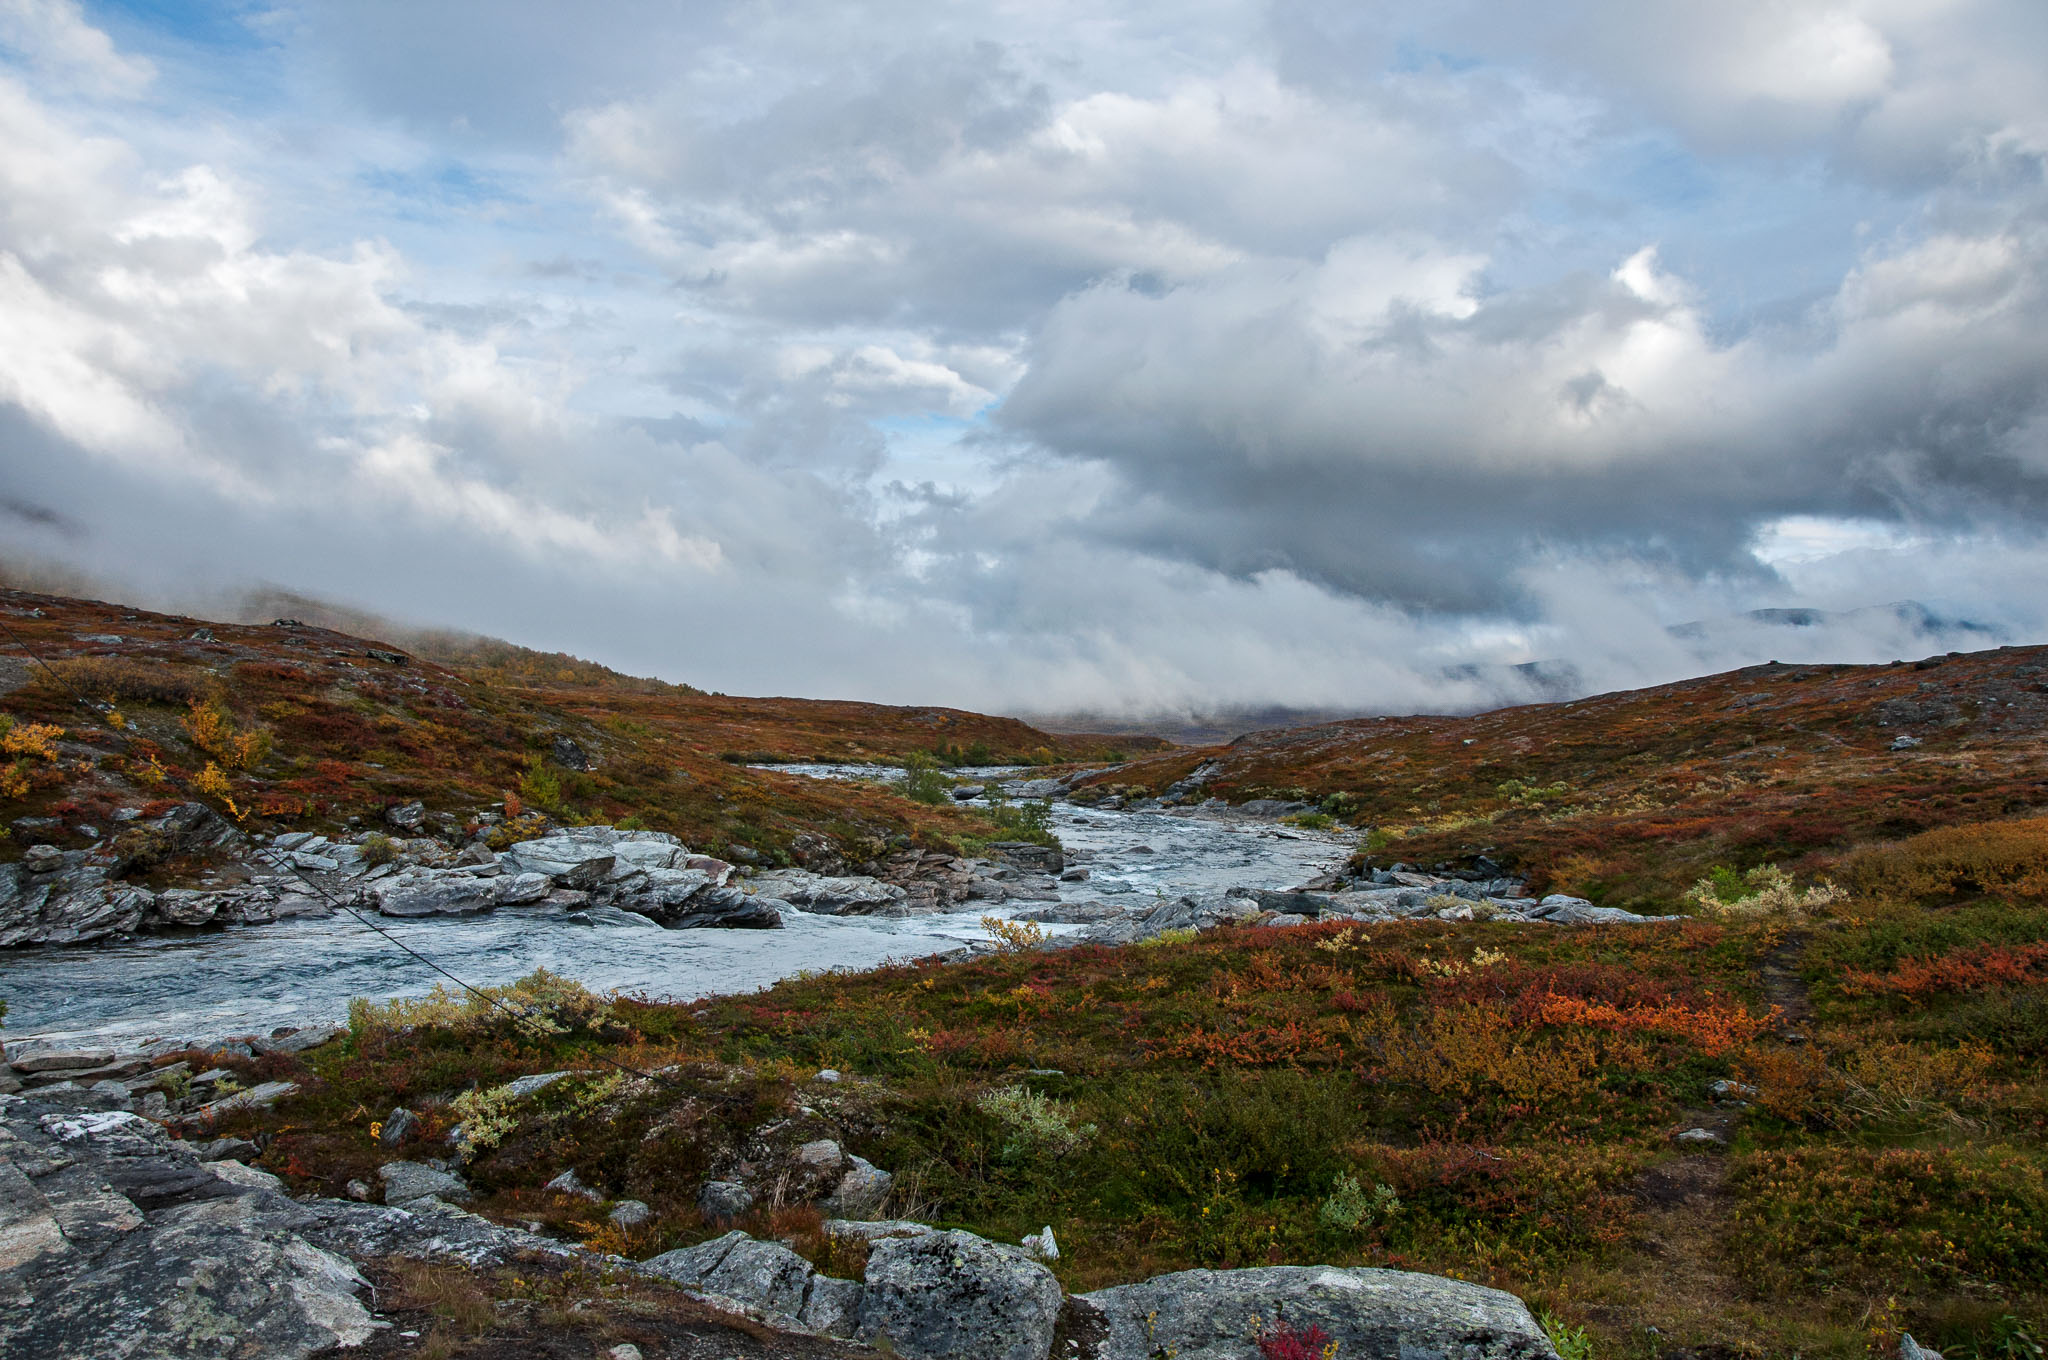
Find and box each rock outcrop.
[1075,1264,1561,1360]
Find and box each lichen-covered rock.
[643,1230,814,1315]
[857,1228,1062,1360]
[823,1154,892,1217]
[697,1180,754,1221]
[0,1096,373,1360]
[378,1161,471,1205]
[1074,1264,1560,1360]
[367,870,499,917]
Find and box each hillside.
[0,586,1160,867]
[1076,646,2048,908]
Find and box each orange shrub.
[1840,940,2048,999]
[1152,1020,1343,1068]
[1528,994,1778,1056]
[1377,1003,1604,1106]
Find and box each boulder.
[379,1162,471,1206]
[748,870,908,916]
[697,1180,754,1222]
[662,885,783,930]
[608,1200,651,1228]
[0,858,155,947]
[384,801,426,832]
[366,870,498,917]
[0,1099,374,1359]
[987,842,1063,875]
[823,1155,892,1217]
[1075,1265,1560,1360]
[643,1230,814,1316]
[1531,896,1661,925]
[546,1168,602,1202]
[494,872,552,905]
[857,1228,1063,1360]
[379,1108,419,1147]
[550,735,593,771]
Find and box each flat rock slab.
[1076,1265,1560,1360]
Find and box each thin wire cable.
[0,604,677,1089]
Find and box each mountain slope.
[1077,646,2048,907]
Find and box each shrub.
[348,968,618,1042]
[449,1083,522,1154]
[182,699,271,769]
[1540,1312,1595,1360]
[981,916,1048,951]
[1283,811,1336,830]
[517,755,563,811]
[358,832,399,866]
[1258,1321,1337,1360]
[1318,1171,1400,1231]
[0,717,64,761]
[1843,816,2048,903]
[975,1085,1096,1159]
[1136,927,1199,949]
[901,752,950,806]
[1683,863,1844,918]
[44,656,205,706]
[1731,1145,2048,1295]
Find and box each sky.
[1,0,2045,719]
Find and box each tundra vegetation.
[3,589,2046,1357]
[185,819,2044,1359]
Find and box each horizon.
[3,1,2046,717]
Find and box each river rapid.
[0,769,1350,1049]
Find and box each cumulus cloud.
[0,1,2044,717]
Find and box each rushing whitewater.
[1,792,1349,1048]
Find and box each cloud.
[0,1,2044,719]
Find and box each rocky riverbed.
[0,773,1671,1051]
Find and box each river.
[0,771,1349,1049]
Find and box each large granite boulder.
[366,870,499,917]
[857,1228,1062,1360]
[0,1098,375,1359]
[1074,1265,1560,1360]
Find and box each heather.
[190,882,2047,1359]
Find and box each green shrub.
[358,832,398,866]
[976,1086,1096,1159]
[1136,927,1199,949]
[902,753,950,806]
[1318,1172,1400,1231]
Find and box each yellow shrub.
[0,719,62,761]
[1380,1003,1604,1106]
[1842,815,2048,903]
[183,699,271,770]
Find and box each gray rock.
[503,1071,572,1098]
[643,1230,816,1317]
[1076,1264,1560,1360]
[385,801,426,831]
[366,869,499,917]
[21,844,64,874]
[1900,1334,1944,1360]
[697,1179,755,1221]
[1021,1226,1059,1262]
[662,885,784,930]
[822,1219,935,1246]
[1674,1128,1725,1146]
[0,857,156,947]
[547,1168,602,1202]
[801,1273,865,1337]
[796,1138,845,1172]
[1530,895,1660,925]
[149,888,220,927]
[0,1100,375,1359]
[494,871,552,905]
[10,1050,115,1074]
[550,735,593,771]
[748,870,908,916]
[823,1155,892,1217]
[857,1229,1062,1360]
[252,1025,342,1056]
[1013,900,1127,925]
[1890,735,1923,751]
[379,1162,471,1205]
[379,1107,418,1147]
[186,1081,298,1121]
[987,842,1063,875]
[950,784,985,800]
[608,1199,651,1228]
